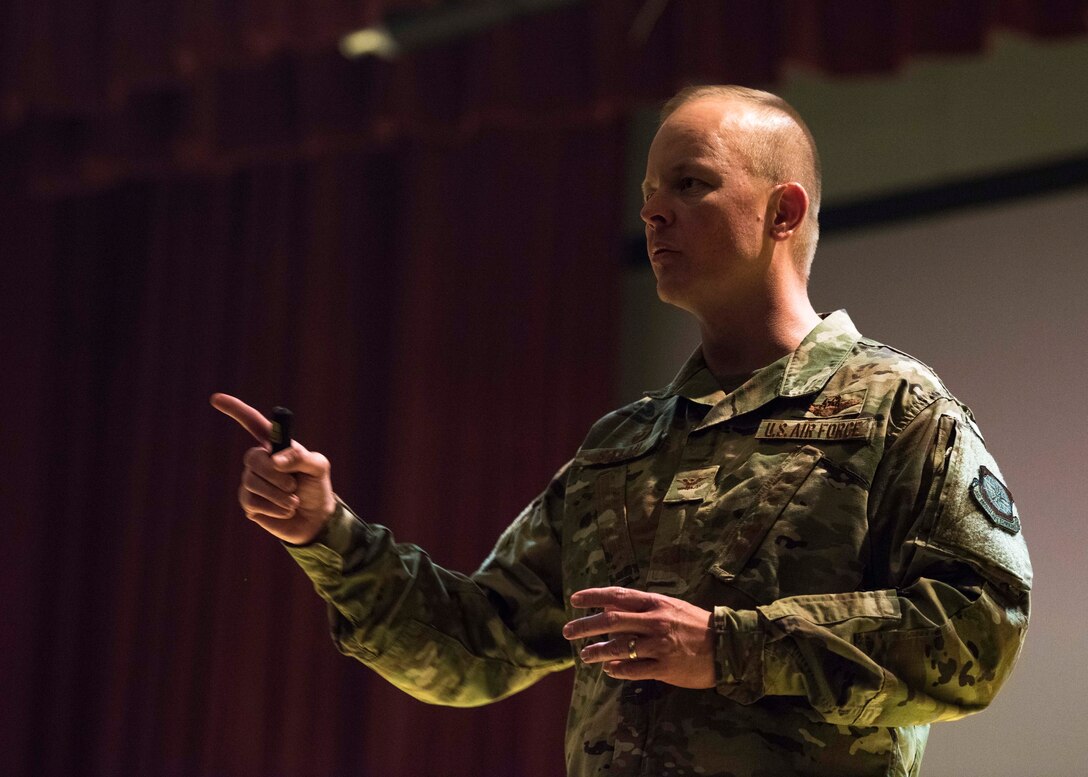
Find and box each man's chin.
[653,280,696,313]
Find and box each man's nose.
[640,192,673,228]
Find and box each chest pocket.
[707,445,823,583]
[589,468,638,586]
[697,443,872,604]
[566,419,670,592]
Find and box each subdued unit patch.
[970,465,1020,534]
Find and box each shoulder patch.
[970,466,1020,534]
[929,417,1031,589]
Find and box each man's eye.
[679,177,699,191]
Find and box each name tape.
[756,417,875,442]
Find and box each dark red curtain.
[6,0,1087,197]
[3,2,1087,776]
[2,130,622,776]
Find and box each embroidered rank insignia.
[970,465,1020,534]
[756,417,874,442]
[663,466,720,503]
[805,389,867,418]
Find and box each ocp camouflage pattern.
[287,310,1030,777]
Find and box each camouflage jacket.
[287,310,1031,777]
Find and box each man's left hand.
[563,587,716,689]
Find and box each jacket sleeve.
[712,397,1031,727]
[283,463,574,707]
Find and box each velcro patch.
[756,418,874,443]
[970,465,1020,534]
[663,466,720,503]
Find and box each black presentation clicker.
[270,406,293,453]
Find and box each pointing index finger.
[210,393,272,444]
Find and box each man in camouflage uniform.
[214,85,1030,776]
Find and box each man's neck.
[697,294,821,383]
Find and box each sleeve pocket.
[927,417,1032,590]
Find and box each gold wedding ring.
[627,637,638,661]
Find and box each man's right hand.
[211,393,337,545]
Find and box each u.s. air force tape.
[755,417,875,442]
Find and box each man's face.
[640,98,773,316]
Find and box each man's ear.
[769,182,809,241]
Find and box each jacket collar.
[779,309,862,397]
[646,310,862,421]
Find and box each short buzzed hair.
[660,85,822,278]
